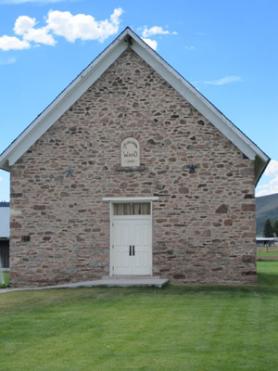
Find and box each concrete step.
[0,277,169,293]
[102,275,161,280]
[99,276,168,288]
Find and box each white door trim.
[108,201,154,276]
[103,196,159,203]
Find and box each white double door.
[111,216,152,275]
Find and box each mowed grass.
[1,271,10,287]
[257,246,278,257]
[1,263,278,371]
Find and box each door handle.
[129,245,135,256]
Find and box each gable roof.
[0,27,269,184]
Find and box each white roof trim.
[129,31,269,163]
[0,27,269,178]
[0,31,128,170]
[103,196,159,203]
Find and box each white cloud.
[256,160,278,197]
[140,25,177,50]
[264,159,278,177]
[204,75,241,86]
[0,35,30,51]
[14,15,36,35]
[14,15,55,45]
[142,38,157,50]
[0,56,16,65]
[142,26,177,38]
[0,8,123,51]
[46,8,123,43]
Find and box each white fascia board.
[0,27,269,174]
[103,196,159,202]
[0,36,128,169]
[130,32,269,163]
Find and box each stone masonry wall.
[10,48,256,287]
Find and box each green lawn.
[1,263,278,371]
[257,246,278,257]
[0,271,10,287]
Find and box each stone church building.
[0,28,269,287]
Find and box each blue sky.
[0,0,277,201]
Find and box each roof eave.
[0,27,270,184]
[0,27,131,171]
[255,154,271,186]
[128,29,269,164]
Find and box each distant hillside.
[256,193,278,236]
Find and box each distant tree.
[264,219,274,237]
[273,220,278,237]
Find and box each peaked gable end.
[0,27,269,184]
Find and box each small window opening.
[113,202,151,216]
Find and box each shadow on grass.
[2,262,278,298]
[152,270,278,297]
[101,272,278,297]
[257,272,278,287]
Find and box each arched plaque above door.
[121,137,140,167]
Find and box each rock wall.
[10,48,256,286]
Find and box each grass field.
[0,271,10,287]
[1,262,278,371]
[257,246,278,257]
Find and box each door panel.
[133,220,152,275]
[112,220,132,275]
[112,217,152,275]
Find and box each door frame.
[103,196,158,276]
